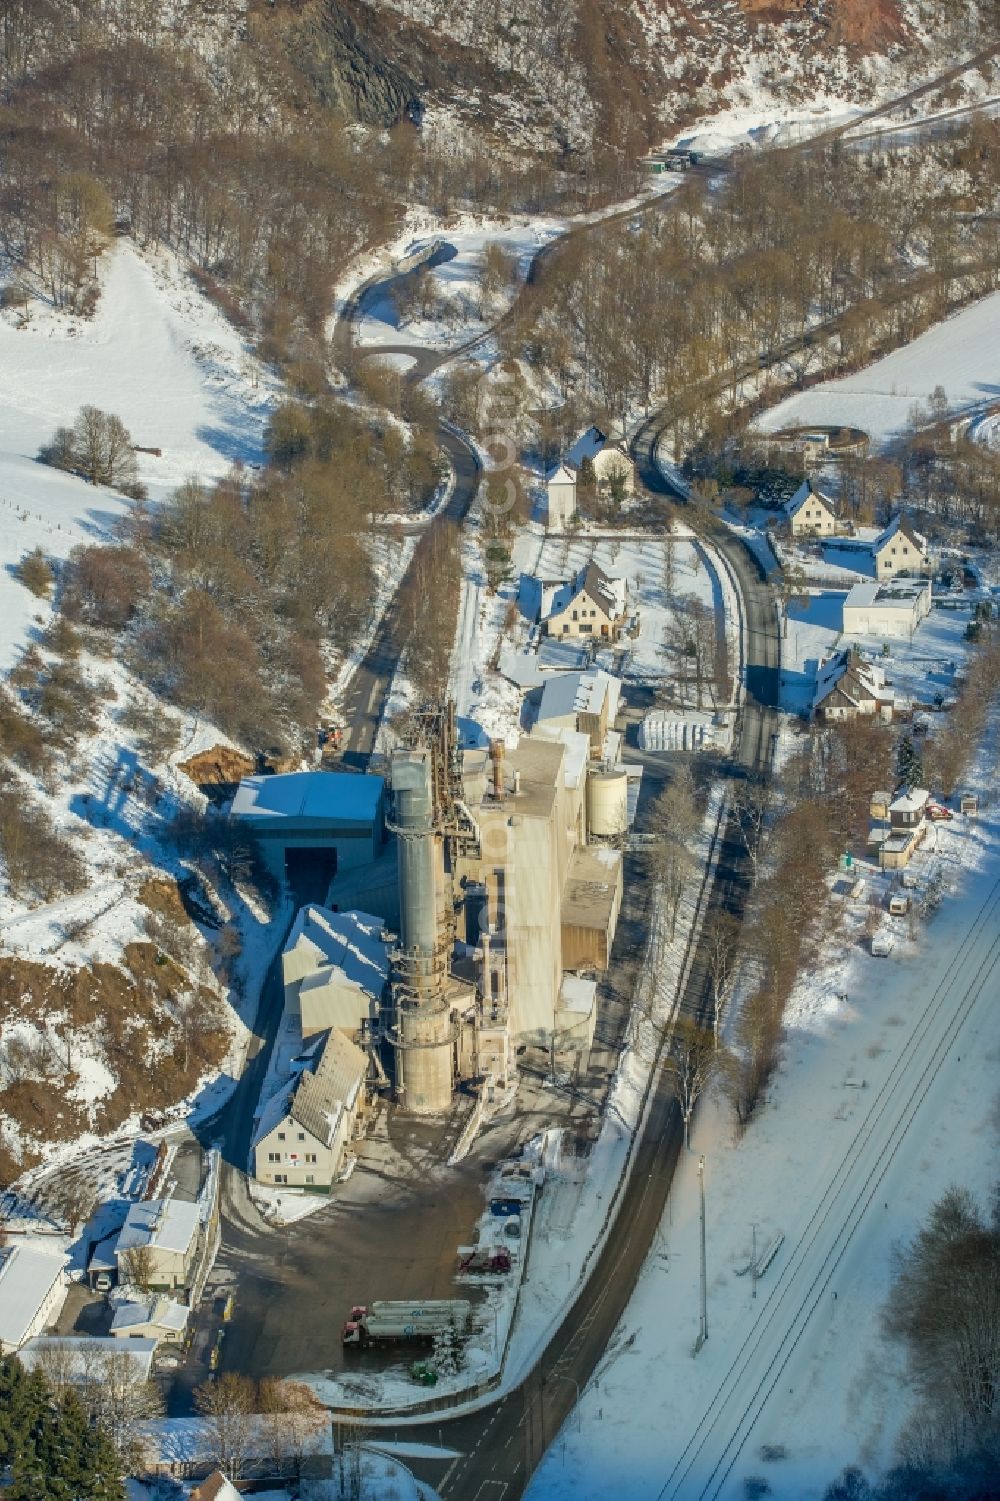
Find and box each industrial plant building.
[239,699,628,1149]
[231,770,385,891]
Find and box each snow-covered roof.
[785,480,836,519]
[529,725,591,789]
[545,460,577,484]
[116,1197,198,1258]
[110,1295,189,1337]
[140,1415,334,1468]
[256,1028,368,1152]
[889,787,929,815]
[557,974,598,1018]
[537,668,619,727]
[844,579,930,611]
[286,905,388,1000]
[231,771,383,826]
[0,1243,67,1349]
[813,651,888,714]
[19,1334,156,1383]
[191,1474,242,1501]
[874,515,927,554]
[541,562,627,623]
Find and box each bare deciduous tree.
[731,777,771,887]
[661,1018,719,1150]
[703,911,741,1045]
[118,1243,155,1295]
[194,1371,256,1483]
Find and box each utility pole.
[697,1155,708,1349]
[751,1222,758,1302]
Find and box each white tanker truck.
[342,1299,472,1349]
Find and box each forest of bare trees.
[502,120,1000,494]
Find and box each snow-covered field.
[755,290,1000,450]
[526,720,1000,1501]
[0,243,276,669]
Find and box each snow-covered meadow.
[755,290,1000,452]
[0,243,276,669]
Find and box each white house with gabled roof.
[253,1026,369,1191]
[784,480,839,538]
[871,515,928,579]
[541,562,628,641]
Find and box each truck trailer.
[342,1299,472,1348]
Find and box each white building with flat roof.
[842,578,932,638]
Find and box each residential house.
[812,651,893,722]
[842,578,932,638]
[784,480,839,538]
[115,1197,200,1292]
[253,1026,369,1191]
[0,1242,69,1354]
[871,516,928,580]
[544,429,638,532]
[541,562,628,641]
[873,786,929,870]
[282,904,388,1043]
[544,461,577,532]
[566,425,636,500]
[110,1295,189,1344]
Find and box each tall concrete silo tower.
[387,748,454,1113]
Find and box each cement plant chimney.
[388,748,453,1114]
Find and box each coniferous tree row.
[0,1356,125,1501]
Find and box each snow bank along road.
[657,873,1000,1501]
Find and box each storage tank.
[587,768,629,838]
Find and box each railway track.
[658,874,1000,1501]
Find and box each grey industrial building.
[231,771,385,891]
[236,703,626,1127]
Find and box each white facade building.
[842,578,932,638]
[544,462,577,532]
[0,1243,68,1353]
[784,480,839,537]
[871,515,928,579]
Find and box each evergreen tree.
[0,1358,124,1501]
[896,733,922,788]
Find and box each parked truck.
[342,1299,471,1349]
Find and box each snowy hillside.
[755,288,1000,450]
[0,245,284,1184]
[0,244,276,669]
